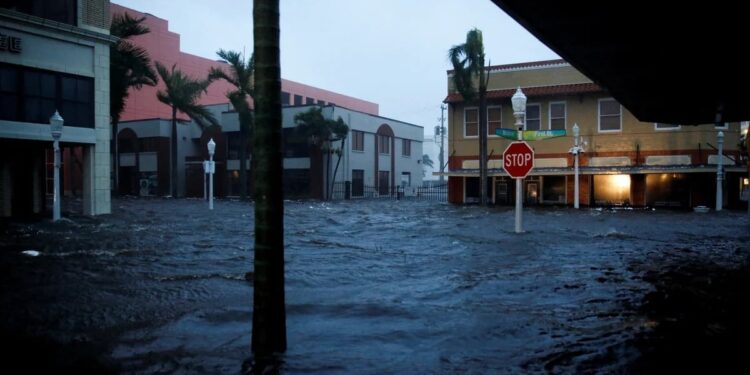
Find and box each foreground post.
[716,130,724,212]
[252,0,287,358]
[50,111,64,222]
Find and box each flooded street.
[1,198,749,373]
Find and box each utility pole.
[438,104,446,183]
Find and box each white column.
[209,155,214,210]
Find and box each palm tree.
[449,28,490,205]
[209,50,254,200]
[110,13,158,194]
[294,107,348,199]
[154,62,219,197]
[422,154,435,178]
[252,0,286,361]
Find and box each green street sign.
[523,129,566,141]
[495,128,518,140]
[496,128,567,141]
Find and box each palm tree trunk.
[170,106,178,197]
[252,0,286,358]
[329,138,345,199]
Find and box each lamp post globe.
[511,86,527,125]
[49,111,64,221]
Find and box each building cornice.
[0,8,118,44]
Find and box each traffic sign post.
[503,140,535,233]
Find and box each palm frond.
[110,13,150,39]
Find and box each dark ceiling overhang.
[491,1,750,125]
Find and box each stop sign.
[503,141,534,178]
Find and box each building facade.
[1,0,115,218]
[117,104,423,199]
[443,60,748,209]
[111,4,391,199]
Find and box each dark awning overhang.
[491,1,750,125]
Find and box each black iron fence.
[330,182,447,201]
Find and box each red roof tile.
[444,82,603,103]
[447,59,567,74]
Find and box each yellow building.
[443,59,748,209]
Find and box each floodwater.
[1,198,749,373]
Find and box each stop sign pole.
[504,139,534,233]
[510,87,530,233]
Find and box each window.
[402,139,411,156]
[318,100,327,106]
[306,97,315,105]
[655,123,680,130]
[2,0,77,25]
[0,64,94,127]
[282,128,309,157]
[464,107,478,137]
[294,94,303,105]
[352,169,364,197]
[351,130,364,151]
[23,70,57,125]
[525,104,541,130]
[281,91,290,106]
[487,106,502,135]
[60,76,93,127]
[549,102,566,130]
[598,98,621,132]
[542,176,566,203]
[378,134,390,154]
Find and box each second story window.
[598,98,622,132]
[294,95,303,105]
[464,107,478,137]
[525,104,541,130]
[2,0,76,26]
[378,134,390,154]
[549,102,566,130]
[487,106,502,135]
[306,97,315,105]
[281,91,290,106]
[402,139,411,156]
[352,130,364,151]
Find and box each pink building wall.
[111,3,378,122]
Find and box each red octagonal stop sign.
[503,141,534,179]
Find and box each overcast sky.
[114,0,558,177]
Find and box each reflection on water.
[1,198,748,373]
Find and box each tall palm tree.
[110,13,158,194]
[252,0,286,361]
[294,107,348,199]
[209,50,254,199]
[449,28,490,205]
[154,62,219,197]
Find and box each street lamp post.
[716,131,724,212]
[570,123,583,209]
[50,111,64,222]
[511,87,527,233]
[207,138,216,210]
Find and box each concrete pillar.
[32,155,42,214]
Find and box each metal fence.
[330,182,447,202]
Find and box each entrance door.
[378,171,389,195]
[526,182,539,205]
[495,180,509,204]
